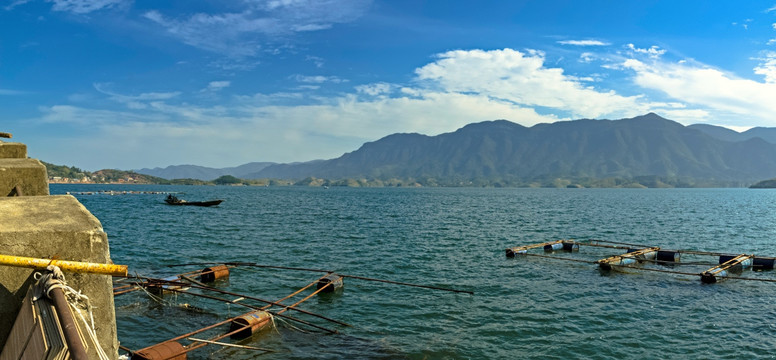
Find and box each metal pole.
[0,254,127,276]
[49,287,89,360]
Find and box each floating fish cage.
[112,262,472,359]
[506,239,776,285]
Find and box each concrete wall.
[0,140,118,359]
[0,140,48,196]
[0,141,26,159]
[0,158,50,196]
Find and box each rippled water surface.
[51,185,776,359]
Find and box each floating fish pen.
[113,262,472,359]
[506,239,776,284]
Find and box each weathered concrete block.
[0,158,49,196]
[0,141,26,159]
[0,195,117,359]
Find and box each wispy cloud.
[558,40,610,46]
[47,0,128,14]
[202,81,231,92]
[306,55,325,68]
[4,0,32,11]
[292,75,346,84]
[93,83,181,109]
[0,88,28,95]
[143,0,371,59]
[732,19,753,30]
[38,105,168,125]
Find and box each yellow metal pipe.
[0,254,128,277]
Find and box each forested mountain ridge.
[252,113,776,186]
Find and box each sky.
[3,1,776,170]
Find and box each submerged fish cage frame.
[113,262,470,359]
[506,239,776,284]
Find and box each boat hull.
[164,199,223,207]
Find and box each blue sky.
[3,1,776,170]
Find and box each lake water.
[51,185,776,359]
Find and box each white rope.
[268,312,280,334]
[271,313,310,334]
[136,282,170,305]
[64,286,110,360]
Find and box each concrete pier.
[0,139,118,359]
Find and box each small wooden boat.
[165,195,223,207]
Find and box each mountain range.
[136,113,776,186]
[135,162,275,181]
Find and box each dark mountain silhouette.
[136,162,275,180]
[251,113,776,185]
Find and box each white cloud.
[753,51,776,83]
[623,58,776,125]
[47,0,127,14]
[579,52,595,63]
[558,40,610,46]
[626,44,666,58]
[414,48,647,119]
[204,81,231,92]
[356,82,393,96]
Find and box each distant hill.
[91,169,169,184]
[251,113,776,186]
[750,179,776,188]
[688,124,776,144]
[135,162,275,180]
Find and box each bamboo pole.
[132,311,262,357]
[262,273,332,310]
[276,282,331,315]
[596,247,660,270]
[135,276,351,327]
[0,254,127,276]
[187,337,275,352]
[113,266,231,296]
[161,286,341,334]
[506,240,564,257]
